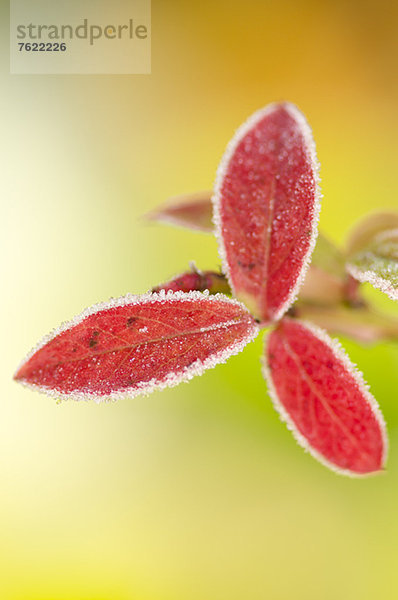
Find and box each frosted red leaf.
[213,102,320,323]
[146,191,213,233]
[152,268,230,295]
[264,318,387,476]
[14,291,259,402]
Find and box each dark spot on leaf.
[237,260,256,270]
[88,330,100,347]
[127,317,138,327]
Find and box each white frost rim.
[347,263,398,302]
[261,319,388,477]
[212,101,322,322]
[15,289,260,403]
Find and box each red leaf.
[264,318,387,476]
[213,102,320,323]
[146,191,213,233]
[152,267,230,295]
[14,291,259,402]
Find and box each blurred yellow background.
[2,1,398,598]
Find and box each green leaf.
[311,233,346,278]
[346,211,398,257]
[347,228,398,301]
[299,233,346,305]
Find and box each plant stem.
[293,302,398,344]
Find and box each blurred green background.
[2,1,398,598]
